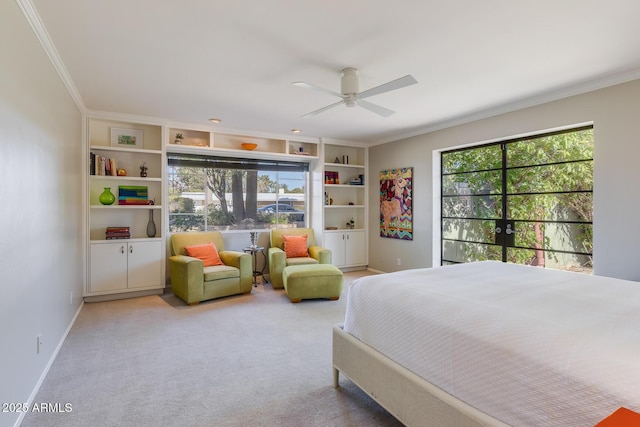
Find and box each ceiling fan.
[292,68,418,118]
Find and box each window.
[441,126,593,272]
[168,154,308,232]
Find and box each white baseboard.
[366,267,386,274]
[14,301,84,427]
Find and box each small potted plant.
[174,132,184,144]
[139,161,148,177]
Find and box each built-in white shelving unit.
[322,143,368,268]
[85,117,165,300]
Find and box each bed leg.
[332,366,339,388]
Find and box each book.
[324,171,339,184]
[118,186,148,205]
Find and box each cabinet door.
[127,241,162,289]
[90,242,128,292]
[345,230,366,266]
[324,232,346,267]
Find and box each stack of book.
[90,152,118,176]
[324,171,339,184]
[118,186,148,205]
[105,227,130,240]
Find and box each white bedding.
[344,261,640,427]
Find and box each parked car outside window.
[257,203,305,221]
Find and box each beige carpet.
[22,271,404,427]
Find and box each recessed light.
[209,118,221,123]
[291,128,302,133]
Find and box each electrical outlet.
[397,258,401,266]
[36,335,42,354]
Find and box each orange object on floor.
[595,407,640,426]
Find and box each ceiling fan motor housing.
[341,67,360,102]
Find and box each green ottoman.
[282,264,344,303]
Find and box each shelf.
[90,175,162,182]
[90,205,162,209]
[90,237,162,243]
[324,184,365,188]
[90,145,162,155]
[166,143,319,161]
[324,162,365,169]
[168,128,211,148]
[324,228,365,232]
[325,205,365,208]
[167,127,319,159]
[88,119,163,151]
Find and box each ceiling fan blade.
[300,100,345,118]
[357,99,395,117]
[292,81,342,98]
[358,74,418,100]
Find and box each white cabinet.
[127,241,163,289]
[324,230,366,268]
[86,117,165,300]
[90,241,162,293]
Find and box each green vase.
[99,187,116,205]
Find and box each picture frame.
[110,127,143,148]
[380,167,413,240]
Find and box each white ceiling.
[29,0,640,145]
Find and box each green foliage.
[168,197,203,232]
[207,204,236,226]
[257,211,292,225]
[173,196,195,213]
[442,129,593,268]
[257,174,277,192]
[169,166,305,231]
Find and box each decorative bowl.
[241,143,258,151]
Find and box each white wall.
[369,78,640,281]
[0,2,83,426]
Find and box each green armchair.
[268,228,332,289]
[169,232,252,305]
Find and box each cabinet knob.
[120,246,125,254]
[129,245,133,253]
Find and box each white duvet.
[344,261,640,427]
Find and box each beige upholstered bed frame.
[332,325,510,427]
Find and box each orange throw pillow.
[283,234,309,258]
[595,407,640,426]
[184,243,224,267]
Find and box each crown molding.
[16,0,86,113]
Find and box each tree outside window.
[168,165,307,232]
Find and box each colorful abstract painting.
[379,167,413,240]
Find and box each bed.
[332,261,640,426]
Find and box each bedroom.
[3,1,640,426]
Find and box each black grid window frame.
[441,125,593,265]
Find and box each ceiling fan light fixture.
[341,67,359,95]
[344,94,358,108]
[209,118,221,123]
[291,128,301,133]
